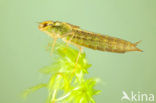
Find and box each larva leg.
[45,32,58,56]
[65,33,74,47]
[50,37,57,56]
[61,33,83,73]
[61,32,75,47]
[73,45,83,74]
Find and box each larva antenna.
[135,47,143,52]
[134,40,142,46]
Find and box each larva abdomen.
[69,30,142,53]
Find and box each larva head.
[38,21,54,31]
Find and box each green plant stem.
[51,89,57,103]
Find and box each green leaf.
[22,83,47,98]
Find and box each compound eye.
[42,23,48,28]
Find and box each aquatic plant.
[23,42,100,103]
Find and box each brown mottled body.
[38,21,142,53]
[65,29,142,53]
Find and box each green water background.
[0,0,156,103]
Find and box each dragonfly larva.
[38,20,142,53]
